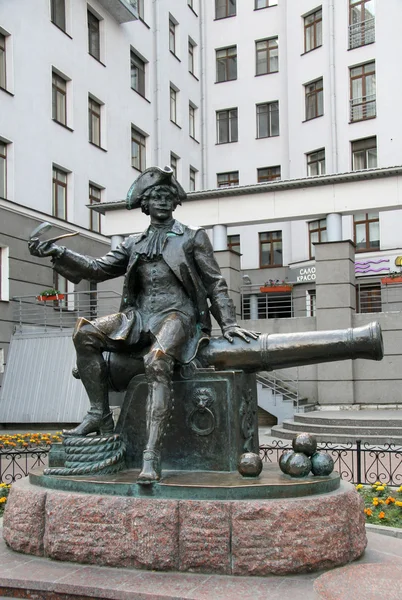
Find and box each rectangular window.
[305,78,323,120]
[307,149,325,176]
[0,33,6,90]
[255,0,278,8]
[88,10,100,61]
[259,231,282,267]
[354,212,379,252]
[89,184,102,233]
[0,141,6,199]
[129,0,144,20]
[349,0,375,49]
[257,166,281,183]
[189,167,196,191]
[350,62,376,122]
[88,97,101,146]
[304,8,322,52]
[188,39,195,74]
[217,171,239,187]
[307,289,316,317]
[130,51,145,97]
[52,167,67,220]
[256,102,279,138]
[227,234,240,253]
[52,72,67,125]
[170,154,178,178]
[189,104,196,138]
[352,136,377,170]
[51,0,66,31]
[215,0,236,19]
[256,38,278,76]
[131,127,146,172]
[170,87,177,123]
[169,18,176,54]
[357,282,381,313]
[216,46,237,83]
[216,109,238,144]
[308,219,327,259]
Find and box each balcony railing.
[349,18,375,49]
[12,290,122,333]
[350,94,376,122]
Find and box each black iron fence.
[1,441,402,486]
[260,440,402,486]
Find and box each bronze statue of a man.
[29,167,257,483]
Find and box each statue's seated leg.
[137,349,175,484]
[64,320,115,436]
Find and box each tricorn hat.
[126,166,187,210]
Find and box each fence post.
[356,439,362,484]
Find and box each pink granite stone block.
[3,479,46,556]
[178,500,231,574]
[126,498,179,571]
[231,487,367,576]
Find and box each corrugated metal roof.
[0,331,89,423]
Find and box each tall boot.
[137,381,171,484]
[64,325,114,436]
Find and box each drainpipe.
[152,0,162,166]
[329,0,338,173]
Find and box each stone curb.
[366,523,402,539]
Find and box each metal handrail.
[350,94,376,122]
[257,369,300,412]
[348,17,375,49]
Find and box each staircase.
[271,410,402,444]
[256,371,317,425]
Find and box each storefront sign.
[289,266,316,284]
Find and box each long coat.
[53,220,238,354]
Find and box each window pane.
[355,223,366,250]
[367,147,377,168]
[270,103,279,135]
[0,34,6,89]
[228,55,237,80]
[0,143,6,198]
[51,0,66,30]
[88,12,100,60]
[369,221,379,248]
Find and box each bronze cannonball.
[311,451,334,476]
[237,452,263,477]
[279,449,295,474]
[286,452,312,478]
[292,432,318,457]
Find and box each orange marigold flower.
[378,511,385,519]
[364,508,372,516]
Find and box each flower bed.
[356,482,402,528]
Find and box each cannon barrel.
[106,322,383,392]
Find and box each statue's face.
[148,188,175,223]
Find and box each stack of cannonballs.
[279,432,334,478]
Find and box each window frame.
[255,37,278,76]
[356,281,381,314]
[353,212,379,253]
[52,166,68,220]
[255,0,278,9]
[51,0,66,32]
[349,0,375,49]
[227,234,240,253]
[87,10,101,61]
[305,78,324,121]
[350,61,376,122]
[0,32,6,90]
[216,108,238,144]
[88,96,101,147]
[131,127,146,172]
[170,153,178,178]
[130,50,146,97]
[188,39,195,75]
[170,86,177,124]
[215,0,236,20]
[52,71,67,126]
[259,230,283,268]
[216,46,237,83]
[351,136,377,170]
[189,104,196,139]
[304,8,322,53]
[89,184,102,233]
[256,101,279,139]
[0,141,7,199]
[306,148,326,176]
[308,219,327,259]
[189,167,196,191]
[217,171,239,188]
[169,18,176,55]
[257,166,281,183]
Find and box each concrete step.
[297,403,318,413]
[279,419,402,437]
[270,424,402,445]
[294,411,402,428]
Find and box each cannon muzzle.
[106,322,383,392]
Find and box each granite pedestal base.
[3,472,366,576]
